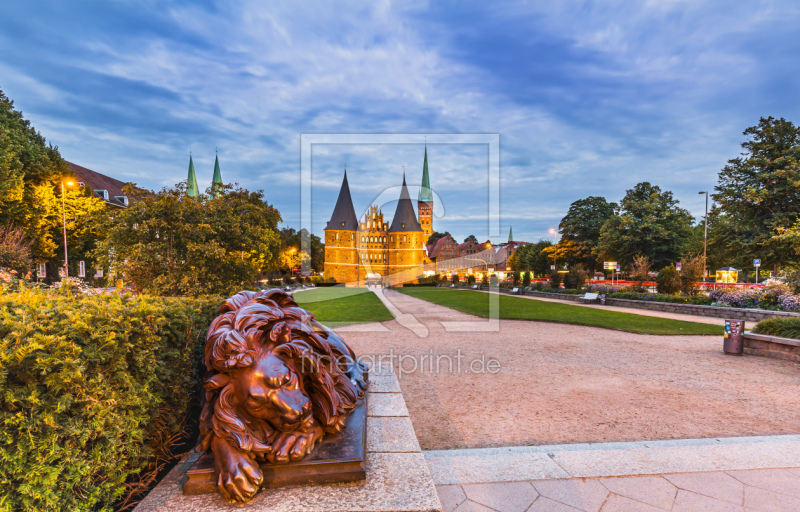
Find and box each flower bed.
[607,292,712,306]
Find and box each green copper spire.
[418,144,433,202]
[508,226,513,242]
[210,153,223,199]
[187,155,199,197]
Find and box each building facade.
[324,152,433,284]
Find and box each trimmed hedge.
[752,317,800,340]
[0,287,218,511]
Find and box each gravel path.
[340,289,800,451]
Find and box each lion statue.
[194,289,367,503]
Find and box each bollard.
[723,319,745,355]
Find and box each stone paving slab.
[429,435,800,512]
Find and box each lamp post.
[61,180,74,277]
[549,228,558,271]
[698,191,708,283]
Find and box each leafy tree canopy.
[595,182,693,268]
[463,234,478,244]
[713,116,800,272]
[278,227,324,273]
[558,196,616,271]
[507,239,553,275]
[0,89,105,266]
[93,183,281,296]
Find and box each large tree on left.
[0,89,105,270]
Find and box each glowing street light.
[61,180,75,277]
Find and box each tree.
[522,270,531,287]
[426,231,451,246]
[464,234,478,244]
[563,264,587,290]
[629,255,652,292]
[679,254,704,296]
[93,183,281,296]
[558,196,616,271]
[452,273,459,285]
[0,89,107,271]
[0,226,32,274]
[713,117,800,273]
[507,239,553,276]
[595,182,693,268]
[278,227,324,273]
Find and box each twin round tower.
[324,148,434,283]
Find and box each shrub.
[0,226,33,275]
[679,255,704,295]
[489,274,499,286]
[522,271,531,287]
[467,275,476,286]
[752,317,800,339]
[607,292,712,305]
[589,283,624,294]
[629,255,652,292]
[548,271,562,289]
[452,273,460,285]
[0,288,219,511]
[655,265,681,295]
[511,272,519,287]
[562,265,587,290]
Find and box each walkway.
[354,290,800,511]
[479,289,723,326]
[431,435,800,511]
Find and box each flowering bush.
[708,287,800,311]
[589,284,625,294]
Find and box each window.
[403,235,407,243]
[115,196,129,206]
[361,236,365,242]
[94,189,109,201]
[36,263,46,278]
[335,232,339,240]
[78,261,86,278]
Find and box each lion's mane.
[195,289,367,456]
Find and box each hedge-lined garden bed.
[0,287,218,511]
[752,317,800,340]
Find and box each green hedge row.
[752,317,800,340]
[0,287,218,511]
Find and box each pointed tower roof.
[326,170,359,231]
[508,226,513,242]
[418,145,433,202]
[187,155,199,197]
[389,173,423,232]
[210,154,223,199]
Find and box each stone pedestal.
[133,364,441,512]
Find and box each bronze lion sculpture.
[194,289,367,502]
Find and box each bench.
[472,285,478,289]
[511,287,520,294]
[579,292,599,304]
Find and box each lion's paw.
[212,438,263,503]
[268,423,323,463]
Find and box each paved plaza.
[341,289,800,511]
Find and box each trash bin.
[723,319,745,355]
[600,294,606,305]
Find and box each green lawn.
[398,288,720,335]
[293,287,394,326]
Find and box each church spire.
[418,144,432,202]
[508,226,513,242]
[326,168,358,231]
[389,173,422,233]
[210,153,223,199]
[187,154,199,197]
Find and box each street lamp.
[61,180,74,277]
[698,191,708,282]
[549,228,558,271]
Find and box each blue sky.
[2,0,799,244]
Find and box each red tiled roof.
[429,235,462,260]
[67,163,131,207]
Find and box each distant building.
[324,149,433,284]
[427,235,462,273]
[67,163,131,208]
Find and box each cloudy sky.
[2,0,799,243]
